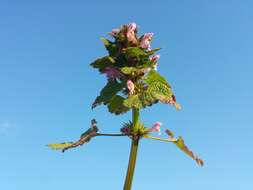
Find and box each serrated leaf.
[47,142,73,150]
[123,80,173,109]
[148,81,173,101]
[92,80,123,108]
[174,136,204,166]
[107,95,130,115]
[145,70,170,87]
[145,70,181,109]
[90,56,115,72]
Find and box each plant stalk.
[123,108,140,190]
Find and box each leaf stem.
[143,135,177,143]
[123,108,140,190]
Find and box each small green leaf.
[100,37,110,46]
[121,67,137,74]
[147,48,162,55]
[47,142,73,150]
[100,37,118,56]
[124,47,146,58]
[90,56,115,72]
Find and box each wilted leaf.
[174,137,204,166]
[48,122,99,152]
[164,129,204,166]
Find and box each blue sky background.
[0,0,252,189]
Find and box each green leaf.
[145,70,170,87]
[123,94,144,109]
[147,81,173,100]
[147,48,162,55]
[145,70,179,107]
[123,80,173,109]
[121,67,137,75]
[100,37,118,56]
[107,95,130,115]
[90,56,115,72]
[124,47,146,58]
[121,65,154,76]
[92,80,123,108]
[47,142,73,150]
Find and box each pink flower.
[140,33,154,50]
[102,66,123,80]
[149,121,162,134]
[128,22,137,31]
[127,80,135,95]
[150,55,160,62]
[109,28,120,37]
[126,22,137,44]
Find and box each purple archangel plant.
[48,22,204,190]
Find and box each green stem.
[123,108,140,190]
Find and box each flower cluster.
[91,22,180,115]
[107,22,161,95]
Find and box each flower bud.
[126,22,137,44]
[140,33,154,50]
[150,55,160,62]
[127,80,135,95]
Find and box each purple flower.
[102,66,123,80]
[140,33,154,50]
[127,80,135,95]
[126,22,137,44]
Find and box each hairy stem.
[123,108,140,190]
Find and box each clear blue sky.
[0,0,252,189]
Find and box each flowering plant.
[48,23,203,190]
